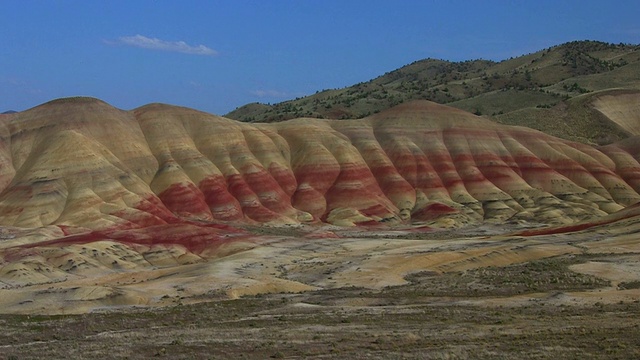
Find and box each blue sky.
[1,1,639,115]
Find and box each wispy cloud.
[110,35,218,56]
[188,80,204,89]
[1,77,42,95]
[613,27,640,36]
[251,89,289,98]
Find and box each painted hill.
[0,97,638,236]
[1,96,640,313]
[227,40,640,145]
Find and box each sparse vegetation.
[226,40,640,145]
[1,253,639,359]
[382,255,610,300]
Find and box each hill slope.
[227,40,640,144]
[0,97,638,236]
[0,97,640,312]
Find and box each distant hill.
[1,110,17,114]
[226,40,640,144]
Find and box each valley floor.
[2,221,640,359]
[1,284,640,359]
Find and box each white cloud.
[251,89,289,98]
[1,77,42,95]
[112,35,218,56]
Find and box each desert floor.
[2,222,640,359]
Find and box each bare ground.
[1,222,640,359]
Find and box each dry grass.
[226,40,640,144]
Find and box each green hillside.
[226,40,640,144]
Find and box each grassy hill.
[226,40,640,144]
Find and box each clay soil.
[2,223,640,359]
